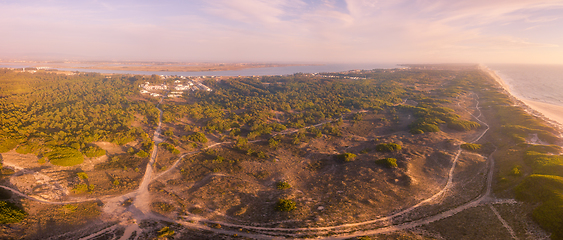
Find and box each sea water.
[0,63,400,77]
[488,64,563,107]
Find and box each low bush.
[510,165,522,176]
[276,181,291,190]
[158,142,180,154]
[375,158,398,168]
[71,184,94,194]
[188,132,208,143]
[338,153,357,162]
[275,199,296,212]
[136,150,150,158]
[376,143,402,152]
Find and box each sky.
[1,0,563,64]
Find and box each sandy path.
[489,205,519,240]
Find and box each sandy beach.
[481,65,563,132]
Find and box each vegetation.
[375,143,402,152]
[82,145,106,158]
[515,174,563,239]
[461,143,481,152]
[187,132,208,143]
[136,150,150,158]
[0,70,159,165]
[46,147,85,166]
[72,184,94,194]
[276,181,291,190]
[157,226,175,238]
[375,158,398,168]
[3,67,563,238]
[158,142,180,154]
[338,153,357,162]
[77,172,88,180]
[275,198,296,212]
[0,201,27,223]
[510,165,523,176]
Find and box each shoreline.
[480,65,563,136]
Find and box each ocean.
[488,64,563,106]
[0,63,400,77]
[487,64,563,127]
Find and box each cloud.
[0,0,562,63]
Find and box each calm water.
[487,64,563,107]
[0,63,400,77]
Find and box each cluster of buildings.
[139,79,212,98]
[314,74,367,80]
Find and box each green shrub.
[338,153,357,162]
[275,199,296,212]
[375,158,398,168]
[163,129,174,137]
[461,143,481,152]
[127,147,135,155]
[510,165,522,176]
[82,145,106,158]
[268,138,279,149]
[0,201,27,223]
[136,150,150,158]
[46,147,84,166]
[158,142,180,154]
[276,181,291,190]
[71,184,94,194]
[376,143,402,152]
[188,132,208,143]
[158,226,175,238]
[235,137,248,149]
[77,172,88,180]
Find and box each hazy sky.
[2,0,563,64]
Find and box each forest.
[0,70,160,165]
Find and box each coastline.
[481,65,563,135]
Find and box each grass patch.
[515,174,563,239]
[0,138,18,153]
[46,146,84,166]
